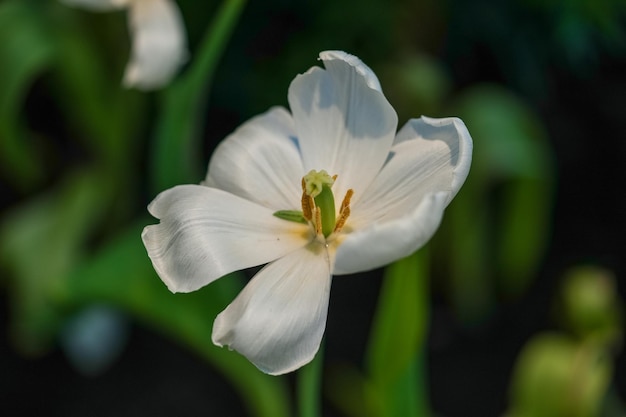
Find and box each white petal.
[394,116,473,203]
[335,117,472,274]
[205,107,304,211]
[334,116,472,274]
[288,51,398,200]
[142,185,310,293]
[212,242,333,375]
[334,192,449,275]
[60,0,128,11]
[350,116,473,225]
[124,0,187,90]
[319,51,382,91]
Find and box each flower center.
[273,169,353,239]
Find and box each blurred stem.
[151,0,247,194]
[298,341,324,417]
[366,249,431,417]
[400,350,428,417]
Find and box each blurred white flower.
[142,51,473,374]
[61,0,187,90]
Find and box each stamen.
[314,207,322,236]
[301,192,314,221]
[334,188,354,233]
[334,206,350,232]
[339,189,354,216]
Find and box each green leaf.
[151,0,247,193]
[60,220,290,417]
[0,0,55,189]
[365,250,431,417]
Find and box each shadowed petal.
[350,116,473,223]
[393,116,473,203]
[335,117,472,274]
[124,0,187,89]
[205,107,303,211]
[142,185,310,293]
[288,51,398,200]
[212,242,333,375]
[334,192,449,275]
[334,117,472,274]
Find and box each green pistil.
[303,169,334,197]
[314,183,336,238]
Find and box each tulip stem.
[151,0,247,193]
[297,339,325,417]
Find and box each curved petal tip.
[319,50,382,92]
[414,116,473,203]
[124,0,188,90]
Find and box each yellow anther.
[339,189,354,217]
[314,207,322,235]
[301,191,314,221]
[334,206,350,233]
[334,188,354,233]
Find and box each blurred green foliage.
[0,1,291,416]
[508,333,612,417]
[444,84,554,324]
[507,266,623,417]
[0,1,53,189]
[1,0,625,416]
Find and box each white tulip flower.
[142,51,473,374]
